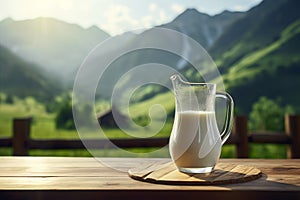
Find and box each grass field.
[0,97,287,158]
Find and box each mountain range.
[0,17,110,83]
[208,0,300,113]
[0,43,60,101]
[0,0,299,114]
[162,8,245,49]
[94,8,244,99]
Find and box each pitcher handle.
[216,92,234,145]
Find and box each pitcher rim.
[170,74,216,86]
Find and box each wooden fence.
[0,115,300,158]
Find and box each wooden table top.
[0,157,299,200]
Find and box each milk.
[169,111,222,171]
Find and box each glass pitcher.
[169,74,234,173]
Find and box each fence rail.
[0,115,300,158]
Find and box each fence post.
[233,116,249,158]
[285,115,300,158]
[12,118,32,156]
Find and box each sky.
[0,0,263,36]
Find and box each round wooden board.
[128,161,262,185]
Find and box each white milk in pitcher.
[169,111,222,171]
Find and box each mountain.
[208,0,300,113]
[0,10,245,102]
[0,17,110,84]
[121,0,300,115]
[91,9,245,100]
[162,8,245,49]
[210,0,296,70]
[0,44,60,101]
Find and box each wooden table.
[0,157,299,200]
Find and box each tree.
[5,95,14,104]
[249,97,284,131]
[55,93,94,130]
[55,94,75,130]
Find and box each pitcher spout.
[170,74,185,90]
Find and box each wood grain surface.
[0,157,299,200]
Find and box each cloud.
[148,3,169,27]
[0,0,263,36]
[102,4,139,35]
[149,3,158,12]
[232,5,248,11]
[171,3,184,14]
[141,15,154,28]
[251,0,263,4]
[100,3,172,35]
[159,11,167,22]
[232,0,263,12]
